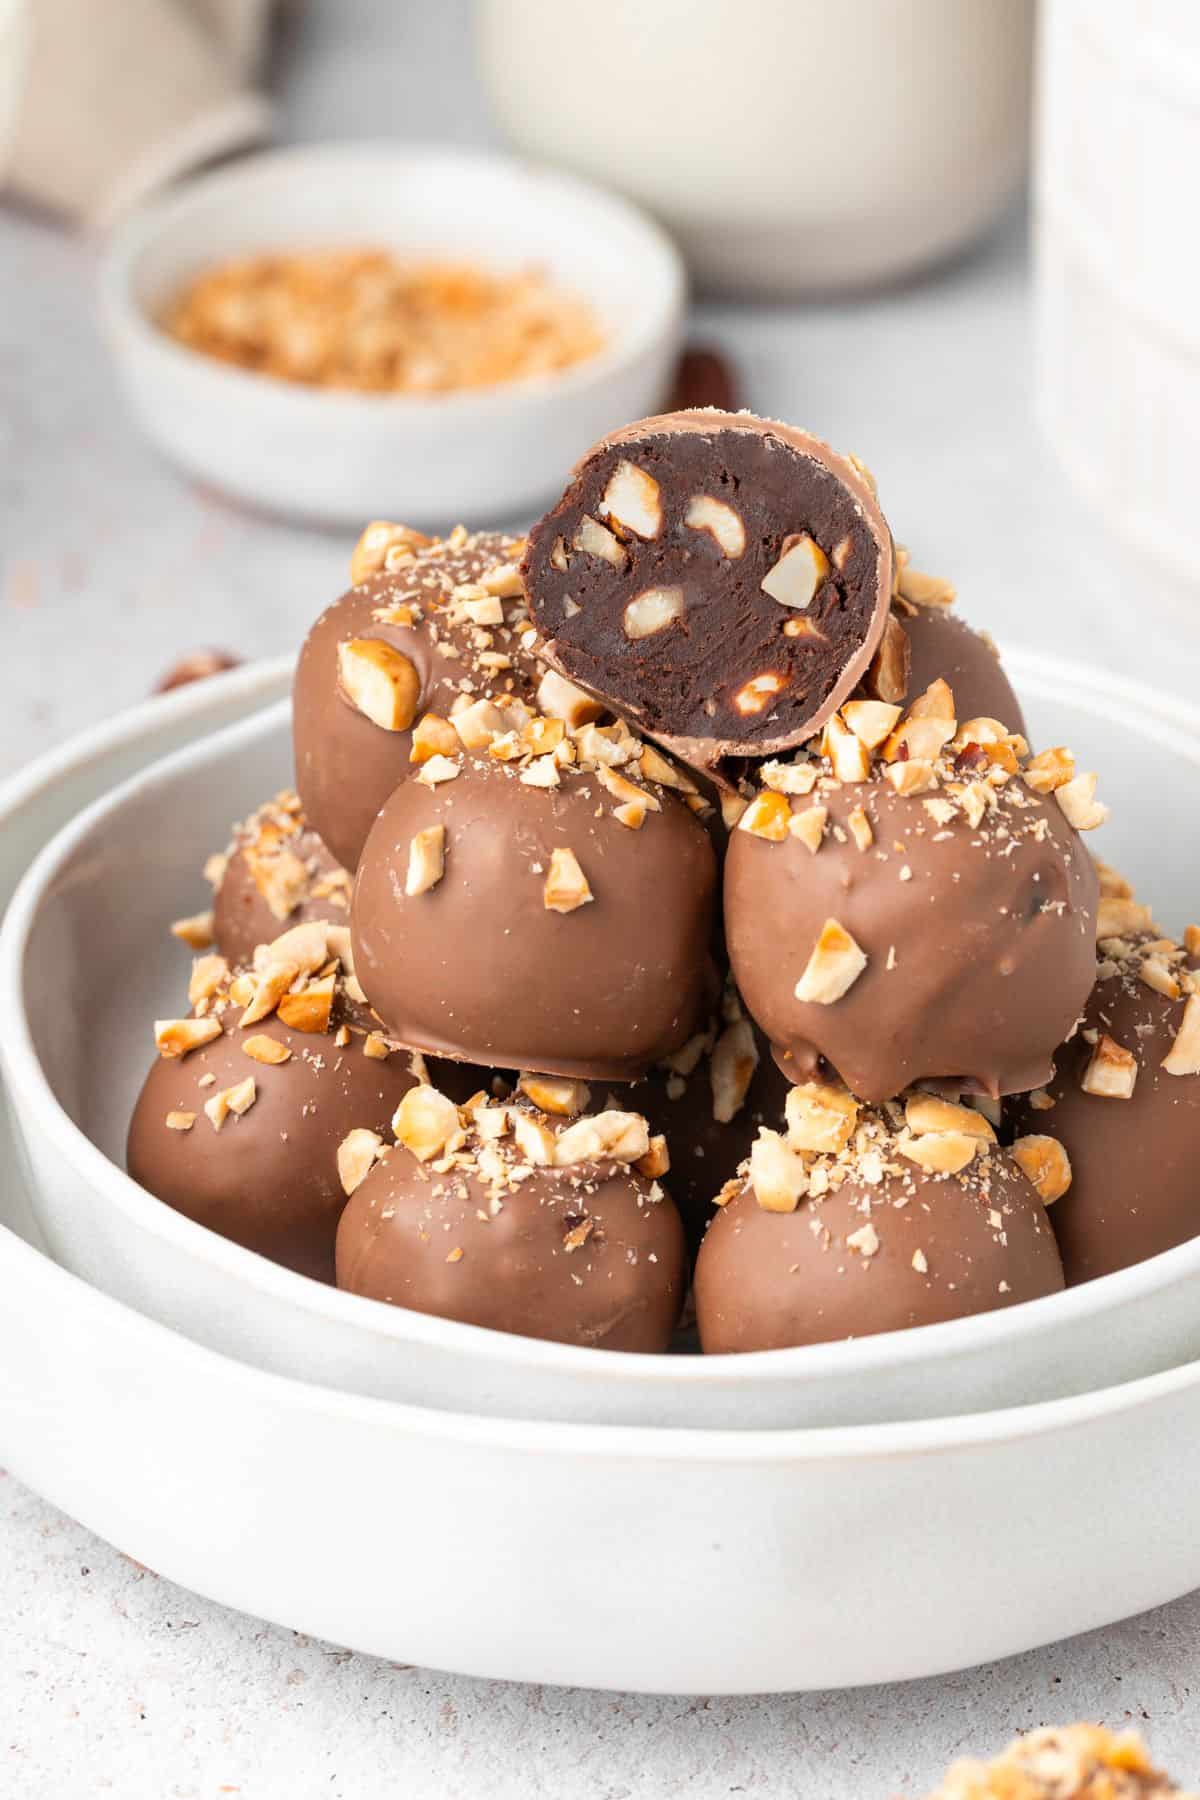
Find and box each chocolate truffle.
[694,1085,1063,1352]
[209,791,351,966]
[127,923,424,1282]
[336,1087,687,1351]
[351,717,718,1081]
[1009,910,1200,1284]
[293,523,540,869]
[901,597,1025,736]
[521,410,893,781]
[725,684,1101,1102]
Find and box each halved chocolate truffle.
[209,791,351,966]
[293,524,539,869]
[521,410,893,781]
[127,924,425,1282]
[1010,907,1200,1284]
[351,720,718,1081]
[336,1087,686,1351]
[694,1084,1063,1352]
[724,682,1101,1102]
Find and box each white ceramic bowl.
[7,657,1200,1692]
[4,654,1200,1432]
[5,1091,1200,1693]
[98,143,686,526]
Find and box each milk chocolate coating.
[726,771,1099,1103]
[903,605,1026,737]
[293,530,537,870]
[127,1014,420,1284]
[212,800,350,967]
[1010,949,1200,1283]
[522,411,893,780]
[336,1150,686,1351]
[695,1149,1063,1352]
[352,754,717,1080]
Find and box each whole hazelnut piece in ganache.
[521,410,893,784]
[1010,903,1200,1285]
[293,523,541,869]
[350,719,718,1082]
[335,1085,687,1351]
[127,924,431,1282]
[205,791,351,967]
[724,681,1102,1103]
[694,1083,1063,1353]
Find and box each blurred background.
[1,0,1197,776]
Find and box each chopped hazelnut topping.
[543,847,593,914]
[363,1032,390,1061]
[242,1033,291,1066]
[749,1129,809,1213]
[761,760,818,797]
[554,1110,650,1167]
[636,1135,671,1179]
[171,910,215,951]
[393,1085,463,1161]
[512,1111,557,1166]
[1055,770,1109,832]
[451,697,508,750]
[846,806,873,853]
[710,1018,759,1123]
[338,1128,384,1196]
[897,1130,978,1175]
[684,494,746,558]
[415,752,462,787]
[536,668,604,729]
[518,1073,592,1117]
[865,612,910,704]
[1011,1134,1072,1204]
[1023,745,1076,795]
[898,565,955,607]
[904,1093,996,1142]
[238,959,300,1028]
[841,699,902,750]
[761,533,829,610]
[789,805,829,854]
[846,1222,880,1258]
[785,1080,859,1154]
[885,759,936,796]
[794,919,868,1005]
[824,714,871,783]
[406,825,446,898]
[188,953,229,1007]
[638,742,698,793]
[350,521,432,586]
[204,1076,256,1132]
[1162,994,1200,1077]
[409,711,459,764]
[1097,897,1154,940]
[1081,1033,1138,1098]
[738,790,791,842]
[154,1016,222,1059]
[165,1111,195,1131]
[911,1249,929,1275]
[276,973,335,1034]
[337,638,421,733]
[613,801,646,830]
[1185,924,1200,960]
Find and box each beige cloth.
[0,0,277,229]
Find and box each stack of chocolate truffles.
[128,409,1200,1353]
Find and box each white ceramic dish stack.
[4,654,1200,1430]
[99,144,686,527]
[3,659,1200,1691]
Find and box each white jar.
[477,0,1035,297]
[1035,0,1200,586]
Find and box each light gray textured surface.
[2,4,1199,1795]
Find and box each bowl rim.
[97,139,688,420]
[5,1152,1200,1460]
[5,646,1200,1401]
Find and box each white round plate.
[99,143,685,526]
[3,654,1200,1430]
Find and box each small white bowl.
[4,653,1200,1432]
[98,143,686,527]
